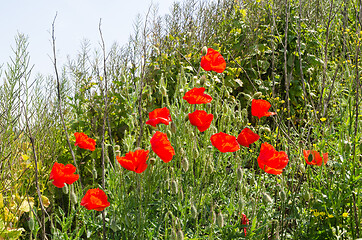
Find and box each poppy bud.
[160,86,168,97]
[181,158,189,172]
[115,150,121,157]
[179,188,184,200]
[298,141,304,149]
[242,185,248,195]
[70,190,78,204]
[263,192,273,204]
[191,204,197,219]
[200,75,206,86]
[241,108,248,119]
[299,163,305,173]
[253,92,263,99]
[28,216,35,231]
[92,167,98,179]
[176,229,184,240]
[170,228,177,240]
[223,105,228,114]
[184,114,189,122]
[244,93,252,101]
[202,46,208,56]
[62,184,68,194]
[237,167,243,182]
[207,161,214,174]
[211,210,216,224]
[216,212,224,228]
[180,148,185,156]
[149,157,156,165]
[206,103,211,110]
[279,190,286,202]
[193,148,199,158]
[171,122,177,134]
[114,145,120,152]
[171,180,178,195]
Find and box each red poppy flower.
[237,127,260,147]
[257,142,288,175]
[145,107,172,127]
[200,48,226,73]
[80,188,110,211]
[251,99,276,119]
[241,214,249,236]
[303,150,328,166]
[116,149,149,173]
[188,110,214,132]
[210,132,240,153]
[150,131,175,163]
[49,162,79,188]
[74,132,96,151]
[183,87,212,104]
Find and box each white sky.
[0,0,175,76]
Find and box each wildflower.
[145,107,172,127]
[150,131,175,163]
[200,48,226,73]
[237,127,260,147]
[116,149,149,173]
[210,132,240,153]
[303,150,328,166]
[320,117,327,122]
[49,162,79,188]
[183,87,212,104]
[342,212,348,218]
[188,110,214,132]
[257,142,288,175]
[74,132,96,151]
[241,213,249,236]
[80,188,110,211]
[251,99,276,119]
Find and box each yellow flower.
[328,214,334,218]
[342,212,348,218]
[313,211,320,217]
[320,118,327,122]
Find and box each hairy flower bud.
[181,158,189,172]
[171,180,178,195]
[202,46,208,56]
[177,229,184,240]
[237,167,243,182]
[253,92,263,99]
[171,122,177,134]
[216,212,224,228]
[191,204,198,219]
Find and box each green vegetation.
[0,0,361,239]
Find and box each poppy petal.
[74,132,96,151]
[210,132,240,153]
[80,188,110,211]
[201,48,226,73]
[183,87,212,104]
[257,142,288,175]
[150,131,175,163]
[49,162,79,188]
[188,110,213,132]
[116,149,149,173]
[237,127,260,147]
[251,99,276,119]
[146,107,172,127]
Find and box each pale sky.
[0,0,175,76]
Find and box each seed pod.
[191,204,197,219]
[181,158,189,172]
[216,212,224,228]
